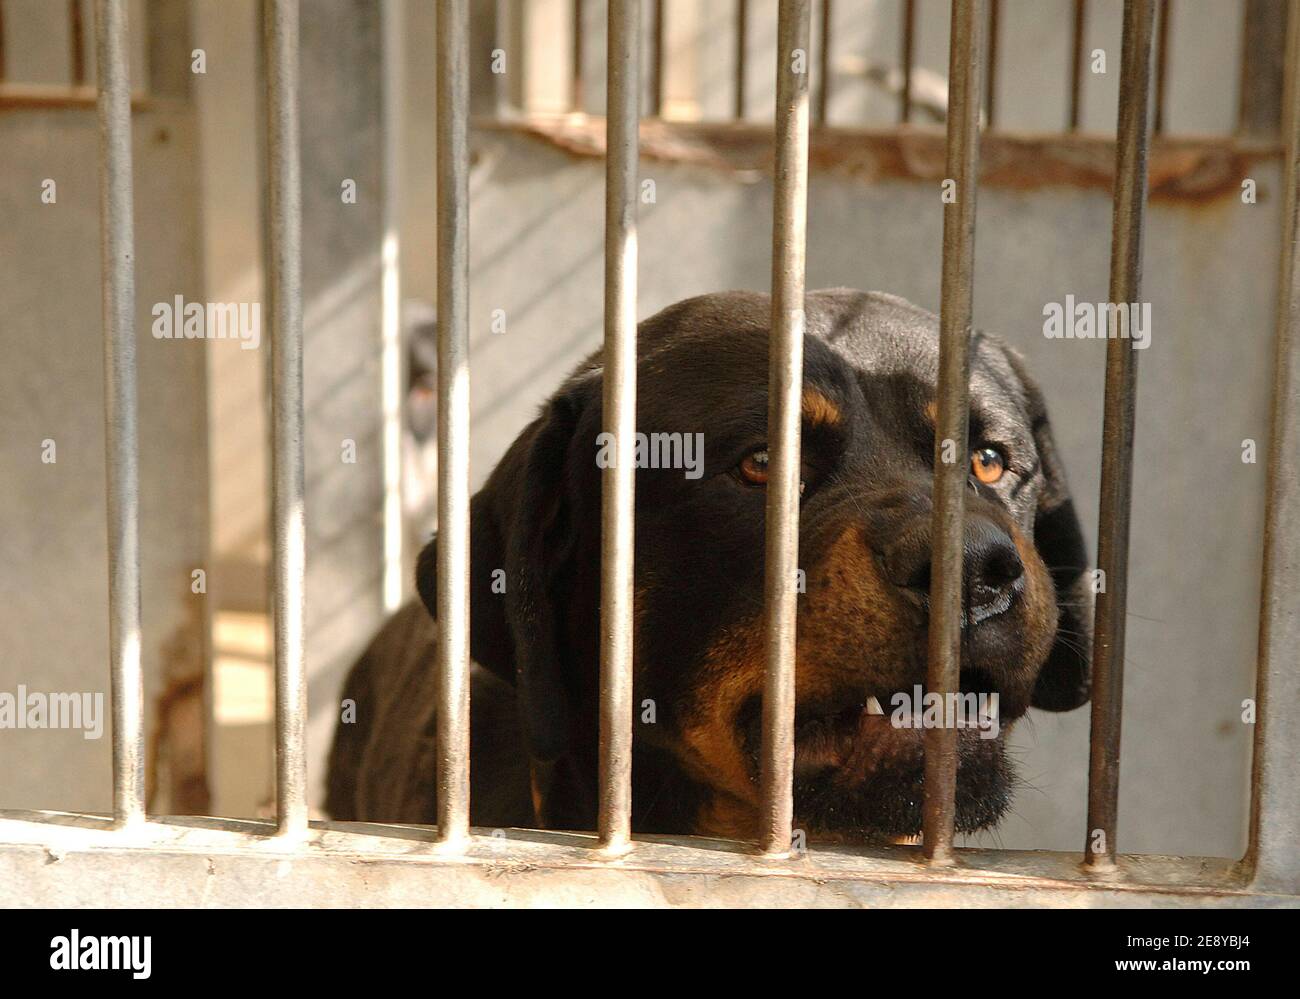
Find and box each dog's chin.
[789,707,1016,841]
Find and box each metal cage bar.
[985,0,1000,128]
[921,0,984,866]
[436,0,473,848]
[815,0,832,125]
[94,0,145,830]
[650,0,665,118]
[572,0,585,112]
[899,0,915,124]
[758,0,811,858]
[264,0,307,838]
[1246,0,1300,897]
[1154,0,1171,135]
[380,0,405,615]
[1083,0,1156,871]
[1069,0,1087,131]
[598,0,640,853]
[71,0,88,86]
[735,0,748,119]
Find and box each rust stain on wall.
[481,116,1280,205]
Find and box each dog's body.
[327,289,1091,841]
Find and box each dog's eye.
[737,448,809,493]
[971,446,1005,484]
[739,449,770,484]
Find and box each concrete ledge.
[0,811,1292,908]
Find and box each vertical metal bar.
[1084,0,1156,872]
[1245,0,1300,897]
[1154,0,1171,135]
[1237,0,1287,138]
[1069,0,1087,131]
[734,0,748,119]
[815,0,832,125]
[494,0,511,117]
[650,0,665,117]
[264,0,307,838]
[758,0,811,859]
[95,0,144,830]
[921,0,984,867]
[598,0,639,853]
[900,0,915,124]
[436,0,472,848]
[72,1,87,86]
[572,0,585,112]
[985,0,1000,128]
[380,0,405,614]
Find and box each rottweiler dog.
[326,289,1092,842]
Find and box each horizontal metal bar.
[1084,0,1157,871]
[759,0,811,859]
[922,0,984,867]
[94,0,145,830]
[264,0,307,839]
[0,812,1288,908]
[1246,0,1300,897]
[436,0,472,849]
[598,0,640,854]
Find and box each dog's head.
[417,289,1091,840]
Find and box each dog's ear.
[1000,346,1092,711]
[415,376,595,760]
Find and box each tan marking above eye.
[801,389,842,427]
[971,447,1005,484]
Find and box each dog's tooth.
[866,696,884,716]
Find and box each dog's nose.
[883,517,1024,617]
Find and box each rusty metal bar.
[1069,0,1087,131]
[758,0,811,859]
[598,0,639,853]
[900,0,915,123]
[264,0,307,838]
[922,0,984,867]
[650,0,664,117]
[95,0,145,830]
[1154,0,1171,134]
[436,0,472,848]
[1084,0,1156,872]
[572,0,585,112]
[815,0,831,125]
[1246,0,1300,897]
[735,0,748,118]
